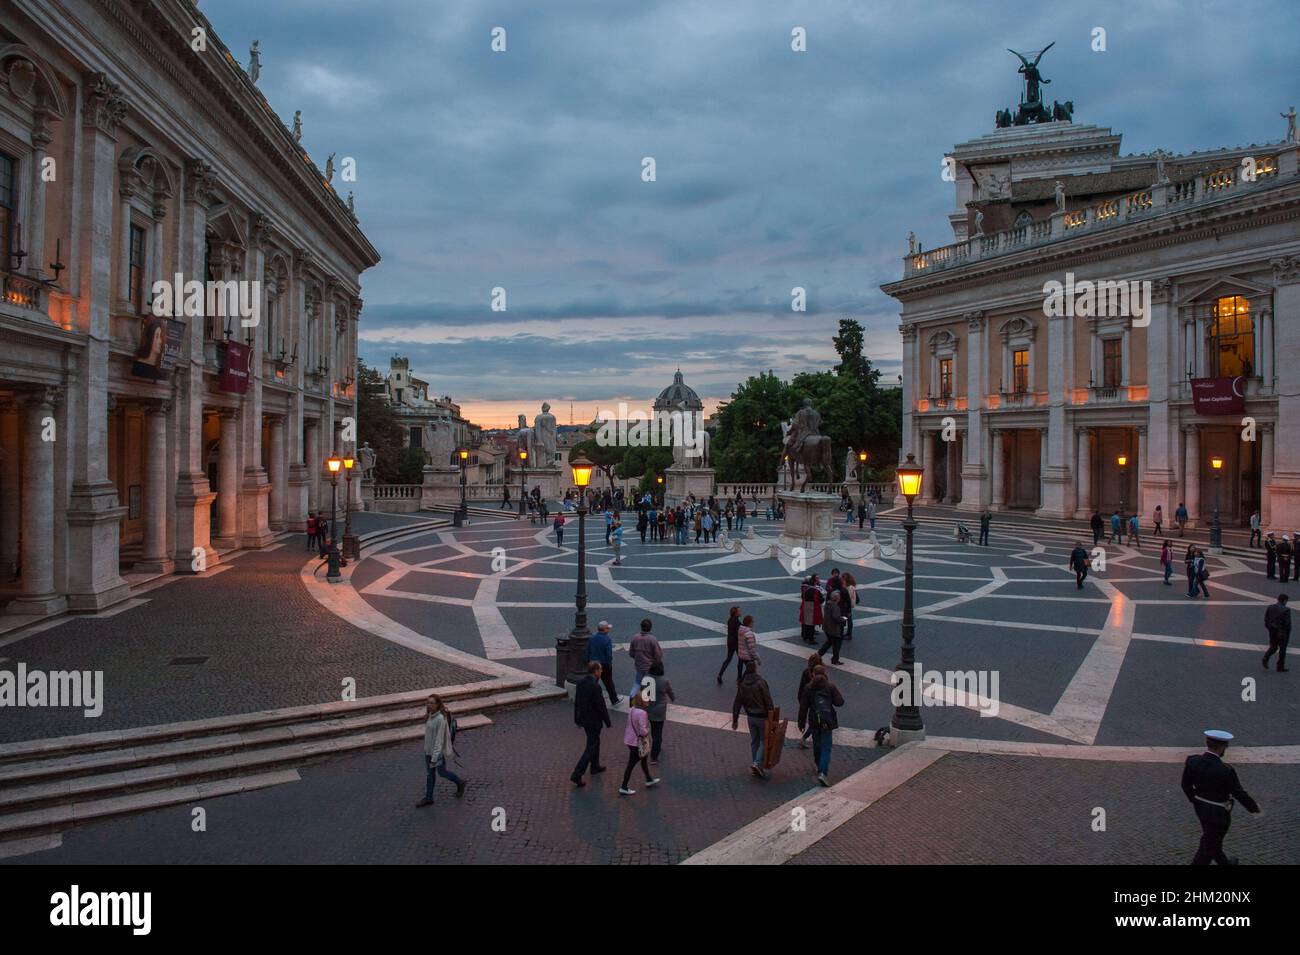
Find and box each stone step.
[0,714,493,818]
[0,675,535,765]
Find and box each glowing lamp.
[1117,455,1128,468]
[895,452,924,503]
[326,454,342,474]
[1210,456,1224,470]
[519,449,528,463]
[458,448,469,462]
[571,452,594,489]
[858,450,868,463]
[343,455,355,470]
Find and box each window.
[128,224,146,311]
[0,152,14,269]
[938,357,953,398]
[1014,210,1033,228]
[409,425,422,448]
[1102,338,1122,388]
[1012,348,1029,393]
[1209,295,1253,377]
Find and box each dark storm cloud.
[209,0,1299,411]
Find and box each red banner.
[1190,376,1245,415]
[218,341,252,394]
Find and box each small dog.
[873,726,890,747]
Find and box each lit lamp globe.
[519,449,528,465]
[458,448,469,463]
[326,454,342,475]
[895,453,923,504]
[1117,454,1127,468]
[571,451,594,489]
[1210,455,1223,471]
[858,450,868,465]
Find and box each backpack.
[811,687,835,729]
[1198,563,1210,583]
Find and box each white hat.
[597,620,611,631]
[1204,729,1234,742]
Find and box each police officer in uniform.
[1265,532,1277,579]
[1180,730,1260,865]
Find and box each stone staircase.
[0,675,565,842]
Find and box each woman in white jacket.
[416,694,466,808]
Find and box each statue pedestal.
[523,467,564,505]
[421,467,463,510]
[777,491,840,551]
[665,467,715,507]
[360,477,375,512]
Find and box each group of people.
[797,569,859,665]
[304,511,331,554]
[1263,532,1300,580]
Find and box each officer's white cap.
[597,620,611,630]
[1204,729,1234,742]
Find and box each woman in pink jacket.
[619,693,661,795]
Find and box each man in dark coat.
[570,662,611,787]
[1068,541,1090,589]
[1264,594,1291,672]
[818,595,845,665]
[1090,510,1104,545]
[1181,730,1260,865]
[1265,532,1277,579]
[798,666,845,786]
[1280,536,1294,582]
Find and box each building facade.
[884,114,1300,530]
[1,0,378,615]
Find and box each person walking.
[1127,513,1141,549]
[693,509,704,543]
[731,661,775,779]
[553,510,566,546]
[570,662,612,787]
[500,485,511,510]
[867,498,877,531]
[701,509,714,544]
[1160,539,1174,586]
[1264,593,1291,672]
[604,508,614,546]
[587,620,620,706]
[979,508,991,546]
[799,666,845,786]
[1152,504,1163,536]
[1265,532,1278,579]
[306,512,318,551]
[1085,509,1101,546]
[611,519,624,565]
[717,606,742,685]
[628,618,662,698]
[1109,510,1122,544]
[1249,510,1262,548]
[1069,541,1090,589]
[857,500,867,530]
[724,502,734,532]
[818,590,845,665]
[1175,502,1189,537]
[1189,548,1210,600]
[736,613,760,675]
[840,572,858,640]
[618,693,660,795]
[799,574,823,645]
[637,509,648,544]
[736,499,747,532]
[644,661,675,762]
[1280,536,1293,582]
[796,652,823,749]
[415,694,466,807]
[657,507,666,542]
[1181,729,1260,865]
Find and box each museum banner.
[1190,376,1245,415]
[219,340,252,394]
[131,316,186,381]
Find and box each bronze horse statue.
[782,426,834,492]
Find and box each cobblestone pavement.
[7,701,882,865]
[0,527,484,743]
[787,752,1300,865]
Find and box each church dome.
[654,369,703,411]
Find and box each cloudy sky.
[209,0,1299,427]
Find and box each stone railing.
[372,485,419,500]
[901,145,1298,279]
[2,270,50,313]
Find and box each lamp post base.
[889,725,926,747]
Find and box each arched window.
[1209,296,1253,377]
[1013,210,1034,228]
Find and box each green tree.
[710,370,791,483]
[355,361,408,484]
[621,444,674,485]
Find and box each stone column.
[1038,427,1049,509]
[213,409,241,549]
[134,402,174,574]
[269,415,287,530]
[959,311,987,510]
[1266,258,1300,529]
[1136,426,1148,519]
[1076,427,1093,515]
[1261,423,1274,528]
[1140,278,1179,522]
[304,419,320,513]
[1039,308,1071,517]
[27,110,54,279]
[990,428,1005,509]
[1184,425,1201,526]
[65,73,130,611]
[7,389,66,615]
[945,432,960,503]
[0,403,19,579]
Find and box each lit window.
[1208,296,1253,377]
[1012,349,1029,394]
[938,357,953,398]
[1102,338,1122,388]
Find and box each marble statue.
[248,40,261,85]
[346,191,355,215]
[516,413,533,462]
[425,418,456,467]
[907,231,916,254]
[292,110,302,143]
[1053,179,1066,212]
[974,209,985,237]
[325,153,335,183]
[1283,106,1298,144]
[532,402,557,466]
[1154,150,1169,184]
[358,442,376,481]
[844,448,860,483]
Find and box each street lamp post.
[454,447,469,527]
[517,449,529,518]
[557,452,595,689]
[325,453,342,582]
[342,453,357,562]
[891,452,925,745]
[656,473,663,507]
[1116,454,1128,531]
[1210,455,1224,552]
[857,449,868,511]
